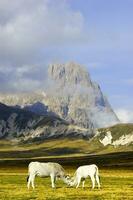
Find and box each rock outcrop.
[45,62,119,128]
[0,62,119,134]
[0,102,90,141]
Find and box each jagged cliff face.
[0,103,42,139]
[48,62,92,87]
[0,62,119,131]
[45,62,119,128]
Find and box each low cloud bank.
[115,108,133,123]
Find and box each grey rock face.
[48,62,92,87]
[0,103,42,139]
[0,62,119,134]
[0,103,90,141]
[46,62,119,128]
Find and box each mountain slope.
[0,124,132,161]
[87,123,133,154]
[0,102,91,141]
[0,62,119,130]
[0,102,41,138]
[45,62,119,128]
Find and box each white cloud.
[0,0,87,65]
[12,78,42,92]
[0,0,88,91]
[15,65,38,78]
[115,108,133,123]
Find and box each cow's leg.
[90,175,95,189]
[96,174,100,188]
[50,174,56,188]
[76,176,81,188]
[27,174,35,189]
[31,174,35,189]
[82,180,85,188]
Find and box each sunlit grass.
[0,167,132,200]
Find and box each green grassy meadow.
[0,124,133,199]
[0,166,133,200]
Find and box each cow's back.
[28,162,40,173]
[28,162,65,177]
[76,164,97,177]
[47,162,65,176]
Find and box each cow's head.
[63,174,73,185]
[64,175,75,186]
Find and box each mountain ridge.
[0,102,91,141]
[0,62,119,131]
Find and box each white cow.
[69,164,100,189]
[27,161,70,189]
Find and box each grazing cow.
[27,161,70,189]
[69,164,100,189]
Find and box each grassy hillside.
[88,123,133,154]
[0,123,132,167]
[0,123,132,152]
[99,123,133,141]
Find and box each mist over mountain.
[47,62,119,128]
[0,62,119,141]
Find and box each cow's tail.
[27,175,29,182]
[27,163,30,182]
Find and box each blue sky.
[70,0,133,122]
[0,0,133,122]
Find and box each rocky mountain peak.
[0,62,119,131]
[48,62,92,87]
[47,62,119,128]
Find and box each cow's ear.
[65,174,70,179]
